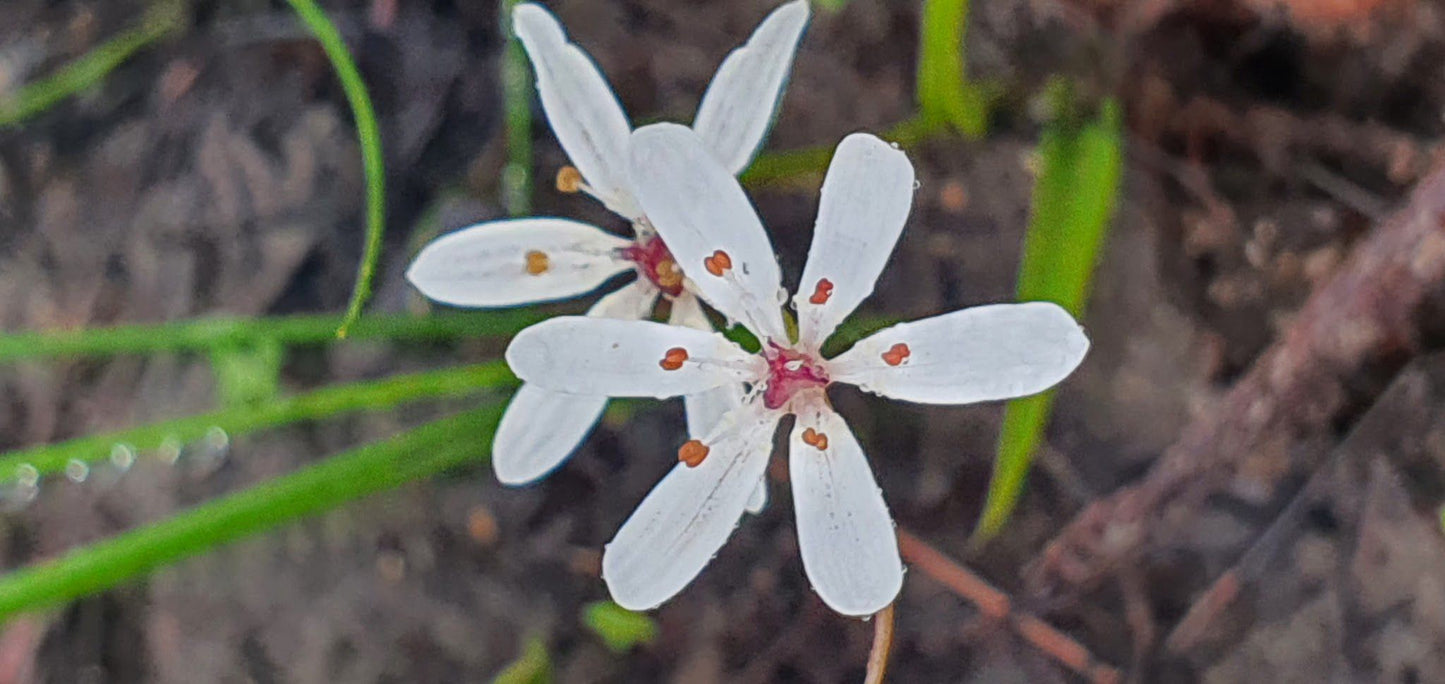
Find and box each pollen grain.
[524,250,550,275]
[678,439,710,467]
[659,347,689,371]
[881,342,911,366]
[555,165,583,193]
[656,259,683,289]
[703,249,733,277]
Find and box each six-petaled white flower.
[405,1,810,487]
[505,124,1091,616]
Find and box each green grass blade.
[0,362,516,484]
[500,0,534,216]
[974,95,1124,541]
[492,636,553,684]
[0,0,185,127]
[0,310,549,363]
[0,405,503,620]
[582,601,658,652]
[915,0,989,138]
[279,0,387,338]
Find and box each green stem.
[500,0,535,216]
[742,115,943,188]
[915,0,989,138]
[0,0,185,127]
[280,0,387,338]
[0,310,549,363]
[0,362,516,484]
[0,406,503,620]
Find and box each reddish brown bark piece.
[1026,151,1445,600]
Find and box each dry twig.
[1026,151,1445,601]
[898,530,1122,684]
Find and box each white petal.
[512,4,638,218]
[491,286,657,485]
[506,317,759,398]
[692,0,810,175]
[603,401,782,610]
[745,478,769,514]
[830,302,1090,405]
[629,123,788,342]
[406,218,631,308]
[492,383,608,485]
[795,133,915,350]
[790,402,901,616]
[589,280,659,321]
[672,293,750,443]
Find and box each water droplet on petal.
[911,179,921,190]
[65,459,89,483]
[889,141,901,150]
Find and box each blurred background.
[2,0,1445,681]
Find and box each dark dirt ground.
[3,0,1445,681]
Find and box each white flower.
[505,124,1090,616]
[405,1,810,487]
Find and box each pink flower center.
[621,236,684,297]
[761,343,830,410]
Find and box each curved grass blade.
[280,0,387,338]
[0,405,503,620]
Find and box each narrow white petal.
[506,317,758,398]
[796,134,915,349]
[491,285,657,485]
[629,123,788,342]
[692,0,810,175]
[406,218,631,308]
[745,478,769,514]
[492,384,608,485]
[603,401,782,610]
[790,402,901,616]
[830,303,1090,405]
[590,280,660,321]
[512,3,638,217]
[670,293,750,441]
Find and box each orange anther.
[678,439,710,467]
[808,278,834,305]
[524,250,550,275]
[555,165,583,193]
[881,342,911,366]
[800,427,829,451]
[659,347,689,371]
[703,249,733,277]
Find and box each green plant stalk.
[742,115,942,188]
[582,600,658,652]
[915,0,988,138]
[0,0,185,127]
[280,0,387,338]
[974,96,1124,541]
[0,310,549,363]
[0,362,516,483]
[0,406,503,620]
[500,0,535,216]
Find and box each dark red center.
[621,236,685,297]
[761,343,830,410]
